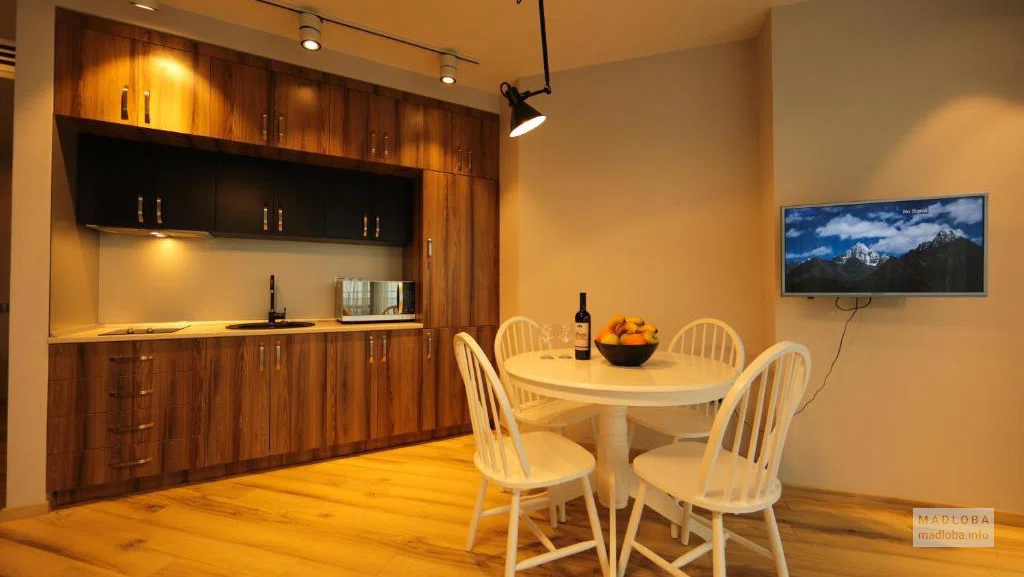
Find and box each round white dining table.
[503,348,737,513]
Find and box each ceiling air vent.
[0,39,13,80]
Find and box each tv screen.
[782,194,987,296]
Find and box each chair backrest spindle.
[495,316,551,410]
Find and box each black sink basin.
[225,321,316,330]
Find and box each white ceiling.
[165,0,802,92]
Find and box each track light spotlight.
[439,53,458,85]
[499,0,551,137]
[130,0,160,10]
[299,12,322,51]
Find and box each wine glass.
[558,322,574,359]
[539,324,555,359]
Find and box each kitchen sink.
[225,321,316,330]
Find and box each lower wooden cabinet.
[370,330,421,438]
[433,325,496,429]
[328,332,371,445]
[270,334,329,454]
[203,336,270,465]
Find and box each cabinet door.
[398,101,450,171]
[369,93,398,164]
[327,332,371,445]
[372,176,413,246]
[371,331,421,439]
[451,112,483,176]
[480,117,500,181]
[215,154,275,236]
[76,135,150,228]
[470,178,499,326]
[137,41,197,133]
[422,171,450,328]
[436,326,472,429]
[270,334,328,454]
[150,145,215,231]
[324,171,375,242]
[447,175,473,327]
[343,88,370,159]
[325,83,347,157]
[209,58,270,145]
[76,28,136,124]
[203,337,270,465]
[421,329,438,430]
[273,162,326,238]
[273,72,324,153]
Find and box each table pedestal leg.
[597,405,630,509]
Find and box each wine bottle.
[574,292,591,360]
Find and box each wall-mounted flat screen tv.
[782,193,987,296]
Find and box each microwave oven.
[335,278,416,323]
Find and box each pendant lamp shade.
[509,99,546,138]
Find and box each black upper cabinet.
[273,163,326,239]
[324,172,411,246]
[374,177,412,245]
[214,154,275,236]
[77,135,214,231]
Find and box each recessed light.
[439,53,457,85]
[130,0,160,10]
[299,13,322,51]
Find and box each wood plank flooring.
[2,435,1022,577]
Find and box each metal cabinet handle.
[467,149,473,172]
[109,422,155,434]
[383,133,390,158]
[155,197,163,225]
[456,147,463,171]
[137,196,144,224]
[382,333,388,361]
[110,457,153,469]
[108,388,155,398]
[121,85,129,120]
[370,131,377,157]
[263,205,269,231]
[277,208,284,232]
[368,334,375,364]
[277,115,284,144]
[363,214,368,238]
[375,216,381,239]
[261,114,268,141]
[275,343,282,370]
[427,238,433,258]
[144,90,151,124]
[427,332,432,360]
[259,344,265,371]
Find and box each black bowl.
[593,340,659,367]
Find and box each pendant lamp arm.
[505,0,552,103]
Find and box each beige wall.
[505,40,764,356]
[769,0,1024,512]
[95,237,403,324]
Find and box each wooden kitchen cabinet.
[470,178,499,326]
[370,330,421,439]
[451,112,483,177]
[398,101,450,172]
[434,326,496,429]
[209,58,271,145]
[420,329,438,430]
[342,89,399,164]
[272,71,326,153]
[270,334,329,454]
[136,41,200,133]
[202,336,270,465]
[327,332,371,445]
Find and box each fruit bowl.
[594,340,659,367]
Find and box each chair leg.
[559,502,567,523]
[764,506,790,577]
[712,511,726,577]
[549,504,559,530]
[670,523,679,539]
[580,475,610,577]
[466,475,488,552]
[505,490,521,577]
[680,502,693,545]
[617,481,647,577]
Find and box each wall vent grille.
[0,39,14,79]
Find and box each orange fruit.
[595,328,612,342]
[620,333,647,345]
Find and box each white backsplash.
[97,235,404,323]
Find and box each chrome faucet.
[268,275,286,324]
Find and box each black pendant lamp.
[500,0,552,138]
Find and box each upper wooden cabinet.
[136,41,200,133]
[398,100,451,172]
[209,58,271,145]
[272,71,326,154]
[342,89,399,164]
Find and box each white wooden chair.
[495,316,600,527]
[456,332,610,577]
[617,341,811,577]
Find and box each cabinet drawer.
[47,437,202,492]
[48,404,198,454]
[49,371,200,417]
[49,340,201,380]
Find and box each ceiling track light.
[299,12,322,51]
[500,0,551,138]
[439,53,458,84]
[130,0,160,10]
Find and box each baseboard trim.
[0,502,52,522]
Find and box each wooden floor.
[1,436,1022,577]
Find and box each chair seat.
[629,405,716,439]
[516,399,599,429]
[476,431,595,490]
[633,441,782,514]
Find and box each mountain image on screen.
[783,195,985,294]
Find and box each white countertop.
[48,319,424,344]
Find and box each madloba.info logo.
[913,508,994,548]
